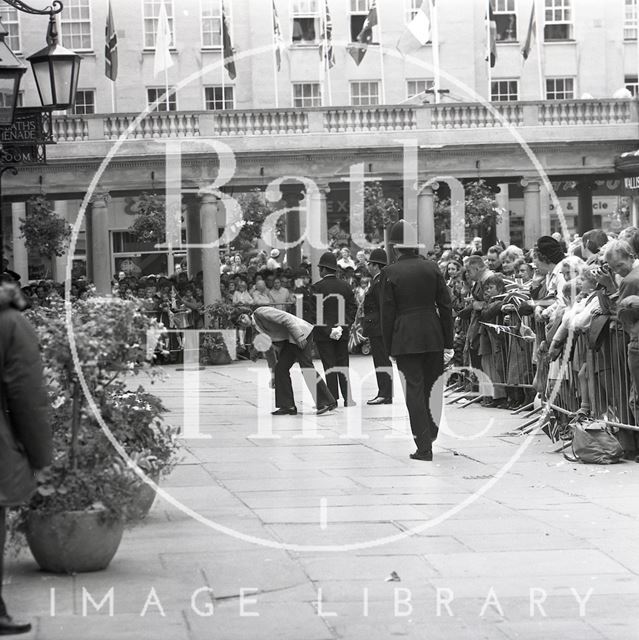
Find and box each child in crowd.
[478,274,508,408]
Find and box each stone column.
[539,182,551,237]
[308,183,329,282]
[495,183,510,245]
[282,183,303,269]
[522,178,542,250]
[90,192,112,295]
[185,196,202,278]
[632,195,639,228]
[417,185,435,257]
[52,200,71,283]
[11,202,28,282]
[576,179,595,235]
[200,193,221,305]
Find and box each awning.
[615,148,639,175]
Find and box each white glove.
[330,326,343,340]
[443,349,454,365]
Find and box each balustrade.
[540,99,633,126]
[323,107,416,132]
[49,99,636,144]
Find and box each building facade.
[1,0,638,295]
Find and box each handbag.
[0,376,36,507]
[564,420,624,465]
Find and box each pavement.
[4,356,639,640]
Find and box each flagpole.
[376,1,386,104]
[534,0,544,100]
[220,0,225,103]
[431,0,440,104]
[272,6,279,108]
[111,82,116,113]
[486,0,492,101]
[322,0,332,107]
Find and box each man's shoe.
[409,450,433,461]
[344,399,357,407]
[316,404,337,416]
[0,616,32,636]
[271,407,297,416]
[367,397,392,405]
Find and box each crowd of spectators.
[4,227,639,457]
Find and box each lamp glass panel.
[0,75,18,125]
[31,59,53,106]
[52,58,74,107]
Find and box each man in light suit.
[237,306,336,416]
[381,220,454,461]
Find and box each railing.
[51,99,638,143]
[432,102,523,128]
[324,107,416,132]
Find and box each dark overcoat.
[380,254,454,356]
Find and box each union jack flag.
[319,0,335,69]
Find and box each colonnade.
[6,175,608,300]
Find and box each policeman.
[312,252,357,407]
[380,220,454,461]
[362,248,393,404]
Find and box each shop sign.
[624,176,639,191]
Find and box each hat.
[270,249,280,258]
[318,251,338,271]
[536,236,565,264]
[388,219,423,248]
[368,248,388,266]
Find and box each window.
[72,90,95,115]
[350,0,375,43]
[405,0,422,22]
[494,0,517,41]
[147,87,177,111]
[201,1,222,48]
[204,86,234,110]
[60,0,92,51]
[293,83,321,107]
[491,79,519,101]
[626,76,639,97]
[407,79,434,101]
[0,6,20,53]
[143,0,174,49]
[546,77,574,100]
[625,0,637,40]
[292,0,319,44]
[544,0,573,41]
[350,81,379,106]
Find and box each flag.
[521,1,535,60]
[319,0,335,69]
[272,0,284,71]
[153,2,173,77]
[105,0,118,80]
[486,0,497,68]
[222,2,237,79]
[348,0,378,66]
[397,0,432,56]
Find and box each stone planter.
[26,510,124,574]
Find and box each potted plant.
[9,296,180,573]
[199,332,232,366]
[204,301,238,360]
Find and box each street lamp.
[0,0,81,277]
[0,0,82,114]
[0,20,26,126]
